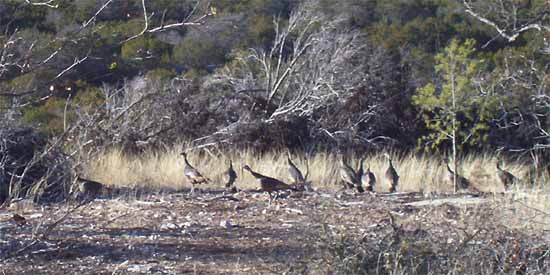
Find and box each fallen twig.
[2,200,88,260]
[203,195,240,202]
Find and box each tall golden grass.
[84,145,543,191]
[83,145,549,221]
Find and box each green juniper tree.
[413,38,498,192]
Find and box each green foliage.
[370,0,482,51]
[145,68,176,80]
[22,97,67,133]
[94,19,145,44]
[413,38,498,150]
[8,73,38,92]
[246,14,275,48]
[173,34,228,70]
[121,36,171,61]
[73,85,105,111]
[182,68,208,79]
[22,82,105,133]
[8,69,57,94]
[72,0,100,22]
[1,1,49,31]
[213,0,293,16]
[1,0,547,151]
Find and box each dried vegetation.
[85,147,534,193]
[0,147,548,274]
[0,188,548,274]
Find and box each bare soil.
[0,188,548,274]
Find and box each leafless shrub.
[0,127,73,204]
[311,208,549,274]
[193,0,415,151]
[483,50,550,173]
[66,76,180,156]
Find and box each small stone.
[160,223,177,230]
[180,221,193,228]
[219,220,235,229]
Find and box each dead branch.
[24,0,58,8]
[455,227,484,251]
[463,1,549,48]
[121,0,212,44]
[2,200,89,260]
[202,195,240,202]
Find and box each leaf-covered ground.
[1,189,548,274]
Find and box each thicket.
[0,0,548,159]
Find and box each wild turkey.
[224,159,238,193]
[287,156,305,184]
[287,155,310,191]
[243,164,294,203]
[74,176,103,201]
[12,213,27,226]
[340,157,364,193]
[446,161,473,191]
[362,166,376,192]
[356,156,365,182]
[496,160,517,191]
[181,152,210,192]
[384,153,399,193]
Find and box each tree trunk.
[451,56,458,193]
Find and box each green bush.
[145,68,176,80]
[22,97,67,133]
[173,34,228,70]
[21,82,105,133]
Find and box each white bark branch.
[121,0,212,44]
[463,0,549,46]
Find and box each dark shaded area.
[0,127,70,204]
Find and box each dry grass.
[84,147,533,190]
[3,146,548,274]
[84,146,548,210]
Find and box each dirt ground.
[0,188,548,274]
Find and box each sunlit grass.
[84,146,537,191]
[83,145,548,211]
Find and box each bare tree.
[484,47,550,177]
[463,0,549,52]
[215,1,368,120]
[200,0,390,149]
[463,1,550,175]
